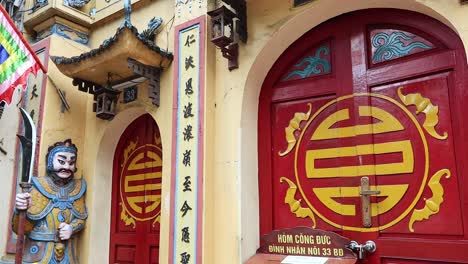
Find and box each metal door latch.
[360,176,380,227]
[347,240,376,260]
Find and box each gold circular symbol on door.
[292,93,429,232]
[120,143,162,224]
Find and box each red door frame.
[258,9,468,263]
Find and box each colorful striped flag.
[0,5,46,105]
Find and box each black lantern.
[93,84,120,120]
[207,6,236,48]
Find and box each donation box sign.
[257,227,356,260]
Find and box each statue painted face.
[52,151,76,179]
[46,139,78,182]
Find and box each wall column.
[169,1,216,263]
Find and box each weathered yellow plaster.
[2,0,468,263]
[0,87,22,255]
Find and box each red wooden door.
[110,114,162,264]
[259,9,468,263]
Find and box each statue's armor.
[13,176,87,264]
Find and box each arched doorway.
[110,114,162,263]
[258,9,468,263]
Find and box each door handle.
[360,176,380,227]
[348,240,376,260]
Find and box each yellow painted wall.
[37,2,176,263]
[3,0,468,263]
[40,35,90,178]
[41,34,91,262]
[81,1,175,262]
[0,88,22,258]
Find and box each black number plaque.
[123,86,138,103]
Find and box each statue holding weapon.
[13,108,88,264]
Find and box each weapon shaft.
[14,182,32,264]
[15,108,36,263]
[14,211,26,264]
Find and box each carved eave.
[51,23,173,88]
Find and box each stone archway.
[86,107,148,263]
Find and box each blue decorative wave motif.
[372,31,431,63]
[283,46,331,81]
